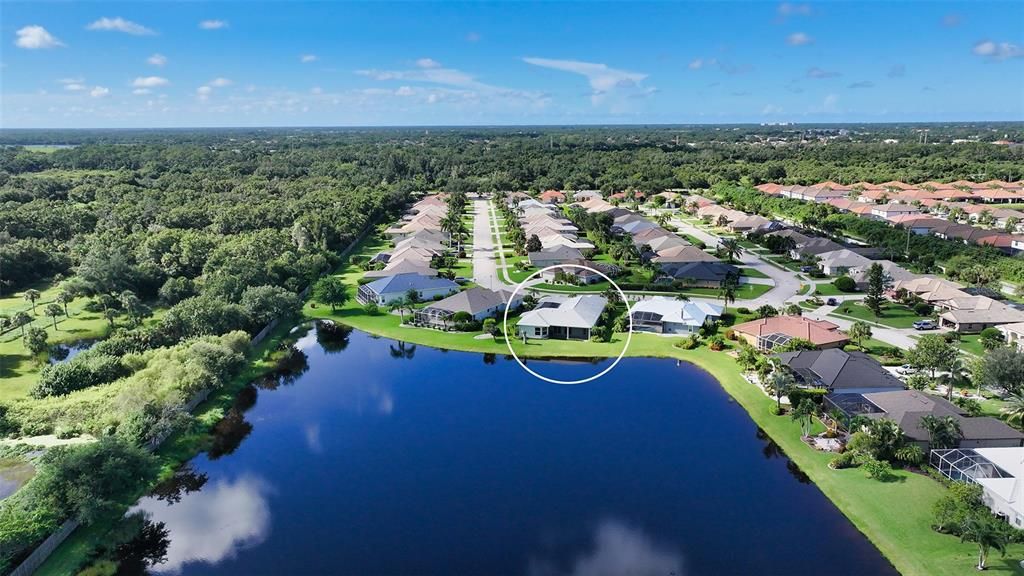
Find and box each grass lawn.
[957,334,986,356]
[831,301,926,329]
[798,299,821,310]
[766,255,805,273]
[307,299,1010,576]
[0,284,148,402]
[679,233,706,247]
[737,266,769,279]
[813,282,856,297]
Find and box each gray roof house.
[528,245,585,268]
[516,295,607,340]
[790,237,845,259]
[630,297,724,335]
[356,273,459,306]
[658,261,739,287]
[414,287,523,329]
[775,349,905,394]
[849,260,917,290]
[815,249,873,277]
[826,390,1024,450]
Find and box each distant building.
[414,287,523,329]
[629,297,723,335]
[356,273,459,306]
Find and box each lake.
[128,326,896,575]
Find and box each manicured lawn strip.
[679,233,706,247]
[737,266,769,279]
[312,305,1011,576]
[831,301,926,329]
[957,334,985,356]
[813,282,854,297]
[798,300,820,310]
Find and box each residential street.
[471,197,507,290]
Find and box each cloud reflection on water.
[132,475,272,574]
[529,519,685,576]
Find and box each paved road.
[668,216,802,308]
[471,198,507,290]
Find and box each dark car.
[826,297,838,306]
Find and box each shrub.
[829,450,860,470]
[724,328,736,341]
[362,302,379,315]
[768,405,783,416]
[787,387,829,406]
[913,302,933,316]
[736,307,751,315]
[861,456,895,481]
[32,353,130,398]
[674,335,700,350]
[708,335,725,351]
[833,276,856,292]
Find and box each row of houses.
[756,181,1024,255]
[892,277,1024,333]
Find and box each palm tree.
[941,356,970,401]
[920,414,962,450]
[719,238,741,263]
[791,398,817,437]
[865,418,906,461]
[770,369,794,413]
[389,297,413,323]
[718,272,740,312]
[44,303,62,329]
[23,289,41,314]
[56,288,74,317]
[848,321,873,350]
[674,293,690,302]
[12,311,32,338]
[1000,393,1024,429]
[960,515,1008,571]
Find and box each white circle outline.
[502,263,633,385]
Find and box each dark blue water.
[131,328,895,576]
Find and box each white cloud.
[528,520,683,576]
[973,40,1022,61]
[209,77,233,87]
[806,66,841,79]
[196,85,213,100]
[465,32,481,42]
[132,88,151,95]
[147,53,167,67]
[310,86,323,95]
[133,76,169,88]
[762,104,784,115]
[522,57,650,105]
[786,32,813,46]
[59,78,86,91]
[416,58,442,69]
[199,19,228,30]
[89,86,110,98]
[823,93,840,113]
[777,3,812,16]
[15,25,64,49]
[300,54,317,63]
[356,60,545,104]
[395,86,415,97]
[688,58,705,70]
[86,17,155,36]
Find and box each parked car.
[454,276,470,284]
[826,298,838,306]
[913,320,937,330]
[799,266,815,273]
[897,364,918,375]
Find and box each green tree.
[312,276,349,312]
[920,414,962,449]
[907,334,957,382]
[975,348,1024,396]
[25,326,48,358]
[864,263,885,316]
[960,515,1009,571]
[44,303,63,329]
[56,287,74,317]
[769,368,794,413]
[848,321,873,350]
[525,234,542,253]
[23,288,41,314]
[719,238,741,263]
[390,297,414,323]
[12,311,32,338]
[1001,392,1024,429]
[718,271,740,312]
[791,398,817,437]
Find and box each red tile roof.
[732,316,849,346]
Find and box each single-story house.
[528,246,585,268]
[573,190,603,201]
[629,297,724,335]
[728,214,773,234]
[732,316,850,351]
[938,296,1024,333]
[998,322,1024,352]
[516,295,607,340]
[538,260,620,285]
[413,287,523,328]
[789,237,845,260]
[538,190,567,204]
[871,202,921,220]
[658,261,739,287]
[815,249,872,277]
[774,349,905,394]
[652,245,719,263]
[849,260,917,291]
[826,390,1024,451]
[930,447,1024,528]
[892,277,969,303]
[356,273,459,306]
[646,235,690,253]
[363,260,439,279]
[538,233,595,253]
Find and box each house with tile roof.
[732,316,849,350]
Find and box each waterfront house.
[516,295,607,340]
[629,297,723,335]
[528,246,585,268]
[414,287,523,329]
[774,349,905,394]
[732,316,849,351]
[356,273,459,306]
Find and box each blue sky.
[2,1,1022,128]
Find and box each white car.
[896,364,918,375]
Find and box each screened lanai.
[930,449,1015,484]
